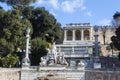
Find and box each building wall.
[98,27,116,45]
[97,27,116,56]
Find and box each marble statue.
[50,42,58,64]
[40,57,47,66]
[57,52,68,66]
[78,60,85,67]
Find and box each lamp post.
[22,28,30,68]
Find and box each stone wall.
[0,68,21,80]
[1,67,120,80]
[21,67,85,80]
[85,69,120,80]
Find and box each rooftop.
[64,23,93,29]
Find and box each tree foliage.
[0,1,62,66]
[22,7,62,43]
[22,6,62,65]
[30,38,49,66]
[0,0,36,6]
[0,6,32,57]
[111,26,120,50]
[1,54,18,67]
[111,12,120,51]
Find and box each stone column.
[22,28,30,68]
[72,30,75,41]
[94,28,99,57]
[64,30,67,41]
[93,26,101,68]
[89,27,92,41]
[81,29,84,40]
[90,27,93,41]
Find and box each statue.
[78,60,85,67]
[50,42,58,64]
[57,52,68,66]
[40,57,47,66]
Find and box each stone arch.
[84,29,90,40]
[75,30,81,40]
[67,30,72,40]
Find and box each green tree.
[1,54,18,67]
[0,5,62,66]
[22,7,62,65]
[113,12,120,26]
[111,26,120,50]
[0,0,36,6]
[111,12,120,51]
[0,6,32,62]
[22,7,62,43]
[30,38,49,66]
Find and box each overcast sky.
[1,0,120,27]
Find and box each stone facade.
[61,24,116,56]
[55,23,94,67]
[97,27,117,56]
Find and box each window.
[67,30,72,40]
[75,30,81,40]
[84,29,90,40]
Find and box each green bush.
[1,54,18,67]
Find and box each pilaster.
[64,30,67,41]
[90,27,93,41]
[72,30,75,41]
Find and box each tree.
[111,12,120,51]
[0,0,36,6]
[111,26,120,50]
[30,38,49,66]
[22,7,62,65]
[0,5,62,66]
[22,7,62,43]
[113,12,120,26]
[1,54,18,67]
[0,6,32,61]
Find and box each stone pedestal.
[93,57,101,69]
[22,57,30,69]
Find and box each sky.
[0,0,120,27]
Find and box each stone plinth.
[0,68,20,80]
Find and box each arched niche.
[75,30,81,40]
[67,30,72,40]
[84,29,90,40]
